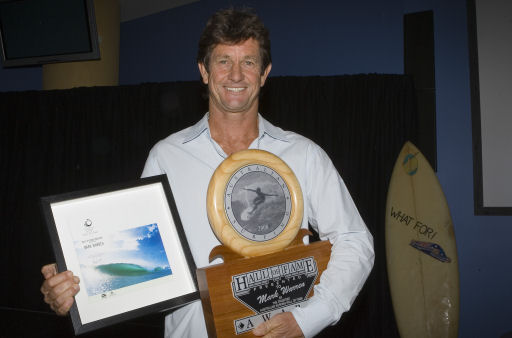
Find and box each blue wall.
[119,0,404,83]
[1,0,511,337]
[0,65,41,92]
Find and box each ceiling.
[118,0,199,22]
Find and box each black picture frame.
[0,0,100,67]
[40,174,199,335]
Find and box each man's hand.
[252,312,304,338]
[40,263,80,316]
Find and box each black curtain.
[0,74,416,337]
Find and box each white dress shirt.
[141,113,374,338]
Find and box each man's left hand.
[252,312,304,338]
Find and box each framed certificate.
[41,175,199,335]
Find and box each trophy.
[197,150,332,337]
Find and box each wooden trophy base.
[196,230,332,337]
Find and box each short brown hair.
[197,8,271,74]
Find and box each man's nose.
[229,62,244,82]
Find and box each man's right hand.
[40,263,80,316]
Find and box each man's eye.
[244,60,255,66]
[219,60,228,64]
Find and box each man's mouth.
[226,87,245,92]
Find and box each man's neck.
[209,110,259,156]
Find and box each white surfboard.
[385,141,459,338]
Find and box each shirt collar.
[182,113,210,143]
[181,112,289,144]
[258,114,289,142]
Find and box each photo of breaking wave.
[74,223,172,297]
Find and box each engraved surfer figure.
[244,187,277,214]
[240,186,277,222]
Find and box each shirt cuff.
[291,297,336,338]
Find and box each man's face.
[198,38,271,115]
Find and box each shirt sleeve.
[290,143,375,338]
[141,145,165,178]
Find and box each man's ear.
[260,63,272,87]
[198,63,209,85]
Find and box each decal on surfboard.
[402,152,419,176]
[410,240,451,263]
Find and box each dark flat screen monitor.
[0,0,100,67]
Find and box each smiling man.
[199,38,270,113]
[40,8,374,338]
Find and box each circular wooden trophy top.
[207,149,303,258]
